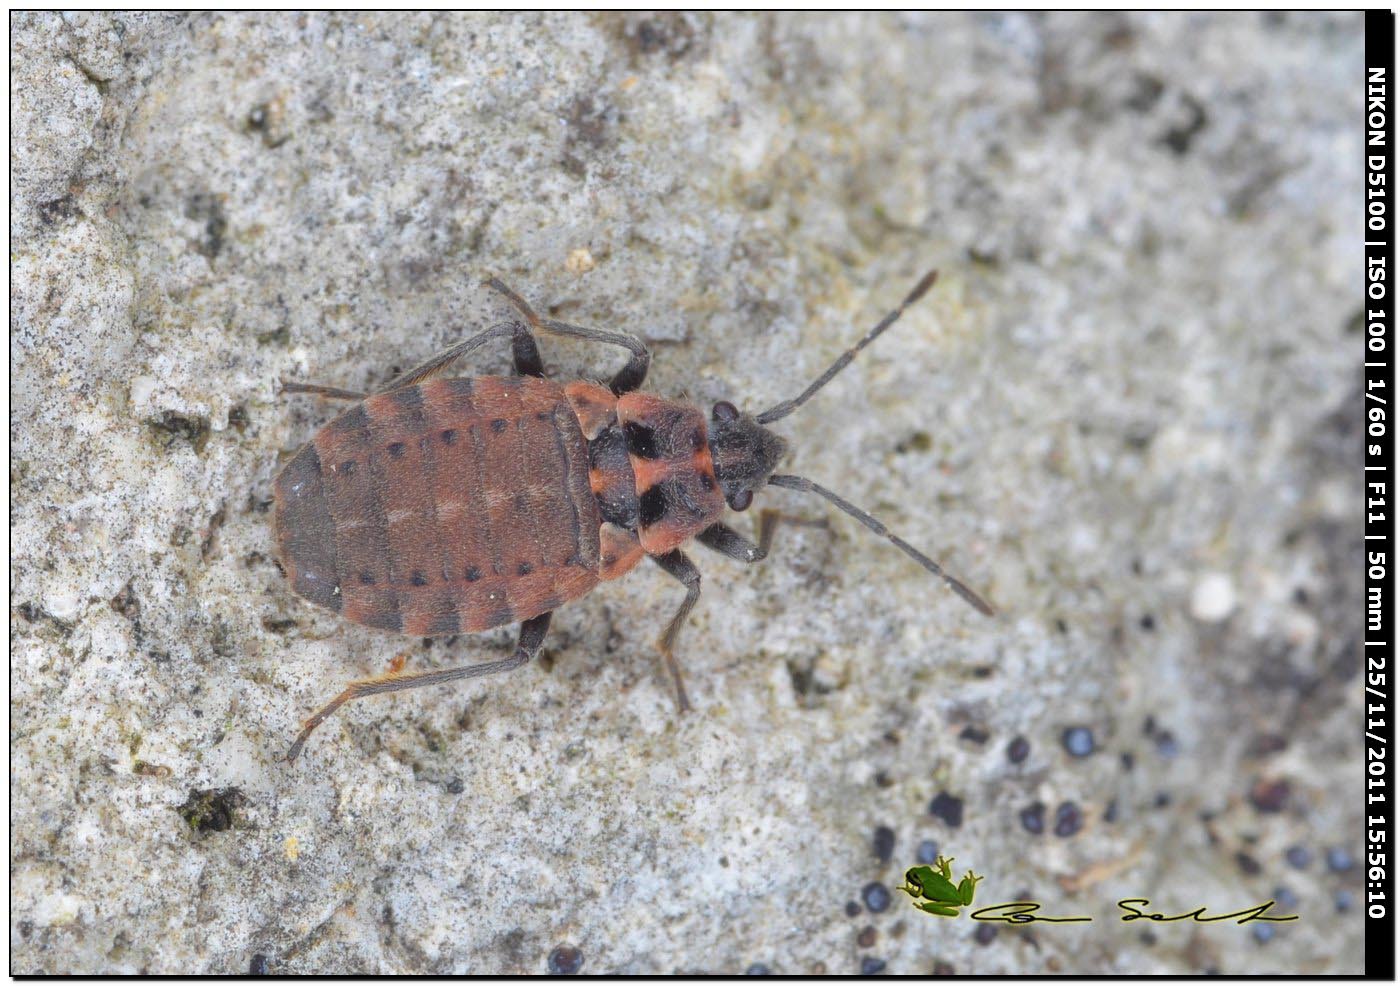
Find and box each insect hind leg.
[285,612,552,763]
[280,381,367,401]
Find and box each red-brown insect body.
[275,376,727,636]
[276,271,993,764]
[275,375,602,636]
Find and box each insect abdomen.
[274,376,601,635]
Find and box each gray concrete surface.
[11,11,1365,974]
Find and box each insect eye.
[712,400,740,423]
[728,489,753,512]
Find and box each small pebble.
[973,923,998,945]
[857,925,877,948]
[745,963,771,975]
[1053,801,1083,838]
[1272,885,1298,910]
[862,882,892,913]
[1191,572,1237,622]
[1336,890,1354,912]
[916,839,940,864]
[860,957,887,975]
[1249,777,1291,813]
[548,944,584,976]
[1154,732,1179,759]
[249,954,268,976]
[873,825,896,863]
[928,792,964,828]
[1236,852,1262,876]
[1285,845,1312,870]
[1020,802,1046,835]
[1061,727,1095,758]
[1251,924,1275,944]
[932,961,956,975]
[1327,847,1355,872]
[845,900,862,917]
[1006,736,1030,764]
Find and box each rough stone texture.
[11,12,1364,975]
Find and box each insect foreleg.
[484,277,651,395]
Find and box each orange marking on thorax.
[564,381,618,440]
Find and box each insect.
[274,271,993,762]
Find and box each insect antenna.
[755,270,939,425]
[767,473,995,616]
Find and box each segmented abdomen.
[274,376,602,635]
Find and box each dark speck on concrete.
[1336,890,1354,912]
[1249,777,1291,813]
[916,839,940,864]
[857,925,877,948]
[1272,885,1299,910]
[974,923,998,946]
[928,792,964,828]
[249,953,268,975]
[1285,845,1312,869]
[745,962,771,975]
[862,881,892,913]
[958,724,990,745]
[845,900,861,917]
[873,825,896,863]
[1061,726,1095,757]
[1236,851,1262,876]
[1007,736,1030,764]
[1053,801,1082,838]
[860,957,887,975]
[177,787,242,834]
[933,960,956,975]
[1327,847,1355,872]
[1020,801,1046,835]
[547,944,583,975]
[1252,923,1276,944]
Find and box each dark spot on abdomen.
[426,610,461,635]
[484,605,515,629]
[362,608,404,633]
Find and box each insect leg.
[376,320,538,392]
[285,612,552,763]
[484,277,651,394]
[280,381,367,401]
[650,549,701,712]
[694,510,828,563]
